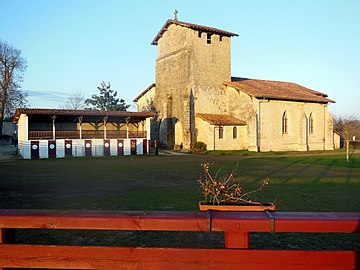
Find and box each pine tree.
[85,81,130,111]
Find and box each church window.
[207,33,212,44]
[282,112,288,134]
[309,113,314,134]
[219,36,223,42]
[219,126,224,139]
[198,31,202,38]
[233,126,237,139]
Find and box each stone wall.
[196,116,247,151]
[154,23,232,149]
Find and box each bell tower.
[151,14,238,149]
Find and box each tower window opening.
[207,33,212,44]
[198,31,202,38]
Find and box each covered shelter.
[13,108,156,159]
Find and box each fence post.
[224,231,250,249]
[0,228,15,270]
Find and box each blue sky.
[1,0,359,116]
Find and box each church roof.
[224,78,335,104]
[151,19,238,45]
[196,113,246,126]
[133,83,156,102]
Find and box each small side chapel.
[134,14,337,152]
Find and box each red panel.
[30,141,39,159]
[131,139,137,155]
[143,139,148,155]
[0,210,208,231]
[48,140,56,158]
[117,139,124,156]
[211,211,272,232]
[225,231,250,248]
[85,140,92,157]
[64,140,72,157]
[103,139,110,156]
[273,212,360,233]
[0,245,357,270]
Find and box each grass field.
[0,151,359,250]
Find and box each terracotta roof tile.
[152,19,238,45]
[224,78,335,103]
[13,108,156,124]
[196,113,246,126]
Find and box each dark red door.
[30,141,39,159]
[104,139,110,156]
[48,140,56,158]
[85,140,92,157]
[117,139,124,156]
[143,139,148,155]
[65,140,72,157]
[131,139,137,155]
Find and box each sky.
[1,0,359,117]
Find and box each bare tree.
[0,40,27,134]
[60,90,85,110]
[334,115,360,162]
[141,98,158,114]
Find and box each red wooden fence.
[0,209,359,269]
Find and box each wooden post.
[51,115,57,140]
[0,228,15,270]
[125,117,130,139]
[103,116,108,139]
[78,116,83,139]
[224,231,250,249]
[141,120,145,138]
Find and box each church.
[133,15,337,152]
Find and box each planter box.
[199,202,276,212]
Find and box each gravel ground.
[0,144,17,160]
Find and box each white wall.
[17,138,150,159]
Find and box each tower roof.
[151,19,238,45]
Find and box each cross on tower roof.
[174,9,178,21]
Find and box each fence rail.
[0,209,359,269]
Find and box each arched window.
[233,126,237,139]
[309,113,314,134]
[282,112,288,134]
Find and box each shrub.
[197,163,271,205]
[191,141,207,152]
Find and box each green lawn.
[0,152,359,250]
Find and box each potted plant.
[197,163,277,211]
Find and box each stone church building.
[134,17,336,152]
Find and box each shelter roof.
[13,108,156,124]
[224,77,335,104]
[151,19,238,45]
[196,113,246,126]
